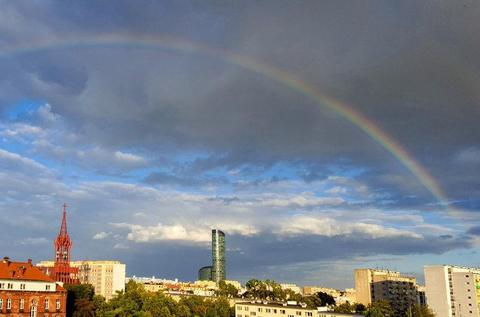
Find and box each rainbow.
[0,33,453,210]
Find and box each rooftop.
[0,257,55,283]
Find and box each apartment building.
[38,260,126,301]
[235,301,362,317]
[424,265,480,317]
[354,269,420,314]
[0,257,67,317]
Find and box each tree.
[65,284,96,317]
[354,303,366,314]
[315,292,335,306]
[365,300,394,317]
[334,303,354,314]
[217,281,239,298]
[73,298,96,317]
[406,304,435,317]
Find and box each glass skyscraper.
[211,229,225,283]
[198,265,213,281]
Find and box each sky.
[0,0,479,289]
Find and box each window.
[7,298,11,310]
[45,298,49,310]
[0,283,4,289]
[238,306,242,311]
[266,309,271,313]
[7,283,13,289]
[280,310,286,314]
[258,308,263,312]
[30,305,37,317]
[20,299,25,310]
[56,300,61,311]
[306,313,313,317]
[46,285,51,291]
[245,307,249,312]
[296,312,302,316]
[0,298,3,309]
[20,283,26,290]
[250,312,256,316]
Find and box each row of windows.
[0,298,61,311]
[0,283,52,291]
[237,313,314,317]
[237,307,313,317]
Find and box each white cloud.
[326,186,347,195]
[20,237,49,245]
[0,149,51,175]
[455,147,480,165]
[114,151,146,164]
[93,231,110,240]
[275,215,421,239]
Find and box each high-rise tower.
[211,229,225,283]
[52,204,79,284]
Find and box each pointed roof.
[58,203,68,237]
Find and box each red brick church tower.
[51,204,78,284]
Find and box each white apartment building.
[424,265,480,317]
[38,260,126,301]
[236,301,362,317]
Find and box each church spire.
[52,203,78,284]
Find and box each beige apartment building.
[235,301,362,317]
[424,265,480,317]
[37,260,126,300]
[354,269,420,314]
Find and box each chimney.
[3,256,10,265]
[27,259,32,266]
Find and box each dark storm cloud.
[467,226,480,236]
[231,233,471,270]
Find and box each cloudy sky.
[0,1,479,288]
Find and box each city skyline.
[0,1,479,289]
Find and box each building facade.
[212,229,226,283]
[235,302,362,317]
[198,266,213,281]
[424,265,480,317]
[354,269,420,315]
[0,257,67,317]
[38,261,126,301]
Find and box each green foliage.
[333,302,355,313]
[73,298,96,317]
[65,284,96,317]
[95,282,234,317]
[365,300,394,317]
[244,278,303,301]
[216,281,239,298]
[405,304,435,317]
[310,292,335,306]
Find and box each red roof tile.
[0,258,55,282]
